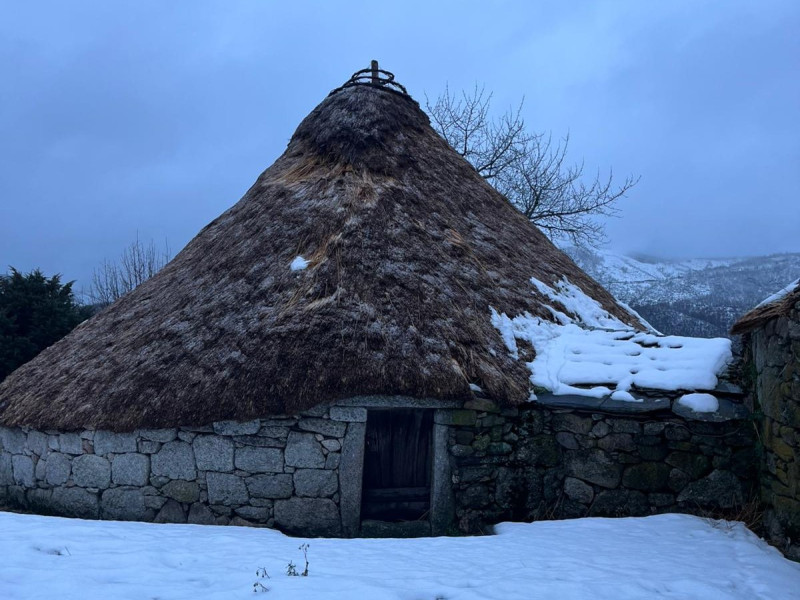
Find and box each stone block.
[0,427,26,454]
[622,462,671,492]
[194,435,234,472]
[235,505,271,521]
[329,407,367,422]
[235,447,283,473]
[58,433,83,455]
[111,453,150,486]
[34,456,47,480]
[151,441,196,480]
[589,489,649,517]
[101,488,148,521]
[45,452,72,486]
[52,487,99,518]
[0,452,13,485]
[339,421,366,537]
[649,492,676,508]
[26,487,52,511]
[93,431,138,455]
[273,497,341,536]
[154,499,187,523]
[516,435,560,467]
[450,444,473,457]
[552,413,593,435]
[246,474,294,499]
[597,433,636,453]
[234,436,285,448]
[433,409,477,426]
[665,424,691,441]
[73,454,111,489]
[566,449,622,488]
[294,469,338,497]
[642,422,665,436]
[677,469,744,508]
[321,439,341,452]
[460,484,491,508]
[285,432,325,468]
[206,472,249,505]
[591,421,611,438]
[555,432,579,449]
[297,418,347,438]
[27,430,49,457]
[464,398,500,413]
[607,419,641,434]
[138,440,161,454]
[12,455,34,487]
[212,420,261,436]
[325,452,341,469]
[564,477,594,504]
[138,428,178,442]
[666,452,711,479]
[668,468,691,492]
[162,480,200,503]
[188,503,217,524]
[257,427,290,439]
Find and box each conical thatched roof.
[0,71,641,432]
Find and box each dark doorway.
[361,409,433,522]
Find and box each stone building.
[732,279,800,559]
[0,66,754,536]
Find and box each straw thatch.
[0,81,641,432]
[731,281,800,335]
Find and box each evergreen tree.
[0,268,91,382]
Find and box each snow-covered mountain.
[565,247,800,340]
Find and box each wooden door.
[361,409,433,521]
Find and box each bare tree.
[89,236,170,306]
[426,85,638,246]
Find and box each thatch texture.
[731,281,800,335]
[0,83,640,431]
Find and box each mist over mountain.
[565,247,800,343]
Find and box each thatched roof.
[731,279,800,335]
[0,75,641,432]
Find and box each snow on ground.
[491,277,732,400]
[0,512,798,599]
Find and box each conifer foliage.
[0,268,90,381]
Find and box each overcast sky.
[2,1,798,291]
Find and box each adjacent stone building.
[0,65,754,536]
[732,279,800,559]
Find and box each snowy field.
[1,512,798,599]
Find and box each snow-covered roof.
[732,277,800,335]
[491,277,734,414]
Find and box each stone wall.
[749,301,800,560]
[1,396,757,538]
[0,406,368,536]
[444,398,756,534]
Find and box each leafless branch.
[425,87,638,247]
[88,235,170,306]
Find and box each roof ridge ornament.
[329,60,409,97]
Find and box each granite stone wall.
[0,406,368,536]
[1,396,758,538]
[750,302,800,560]
[444,398,756,534]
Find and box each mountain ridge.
[564,247,800,341]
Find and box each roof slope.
[731,278,800,334]
[0,82,640,431]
